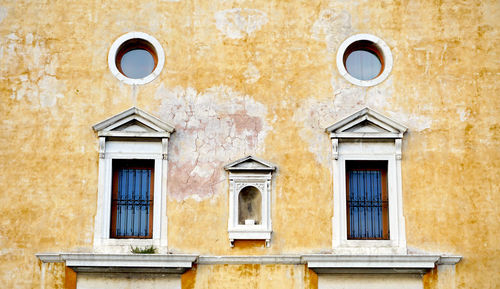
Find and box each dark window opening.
[343,40,383,81]
[346,160,389,240]
[116,39,157,79]
[111,159,154,238]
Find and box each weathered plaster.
[0,7,7,24]
[76,273,181,289]
[3,33,65,108]
[186,264,316,289]
[243,63,261,84]
[155,85,270,200]
[311,9,353,53]
[291,78,432,164]
[319,273,423,289]
[0,0,498,288]
[215,8,268,39]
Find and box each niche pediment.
[224,156,276,172]
[93,107,175,138]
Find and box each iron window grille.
[346,161,389,240]
[111,159,154,239]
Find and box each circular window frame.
[108,32,165,85]
[336,34,393,87]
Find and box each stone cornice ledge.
[36,253,63,263]
[198,255,302,265]
[36,253,198,273]
[36,253,461,274]
[303,254,462,274]
[437,256,462,265]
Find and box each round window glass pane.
[120,49,155,79]
[345,49,382,81]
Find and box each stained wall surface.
[0,0,498,288]
[318,274,423,289]
[77,273,181,289]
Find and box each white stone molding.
[395,139,403,160]
[92,107,175,253]
[437,256,463,265]
[332,138,339,160]
[336,33,393,87]
[108,32,165,85]
[93,107,174,138]
[326,107,408,255]
[36,253,460,273]
[224,156,276,247]
[303,254,462,274]
[36,253,197,273]
[198,255,302,265]
[36,253,63,263]
[162,138,169,160]
[98,137,106,159]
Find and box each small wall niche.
[238,186,262,225]
[224,156,276,247]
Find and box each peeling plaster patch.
[37,76,65,107]
[365,78,393,108]
[457,107,470,122]
[25,33,33,45]
[386,110,433,131]
[7,33,20,40]
[4,33,65,108]
[332,85,366,109]
[155,85,270,200]
[293,81,432,163]
[243,63,260,84]
[0,7,8,24]
[311,9,353,52]
[292,91,366,164]
[215,8,268,39]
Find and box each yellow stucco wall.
[0,0,498,288]
[182,265,317,289]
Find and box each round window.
[116,39,157,79]
[108,32,165,85]
[337,34,392,87]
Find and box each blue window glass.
[120,49,155,79]
[116,39,157,79]
[345,50,382,81]
[343,40,383,81]
[346,161,388,240]
[111,160,154,238]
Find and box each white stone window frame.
[326,108,408,255]
[225,156,276,248]
[336,34,393,87]
[108,32,165,85]
[92,107,175,253]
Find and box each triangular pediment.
[344,120,391,133]
[93,107,175,138]
[224,156,276,172]
[326,107,407,139]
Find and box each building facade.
[0,0,498,288]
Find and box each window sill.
[333,239,407,255]
[36,253,197,273]
[303,254,462,274]
[93,238,163,253]
[228,230,272,247]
